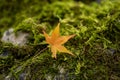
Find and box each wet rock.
[1,28,29,46]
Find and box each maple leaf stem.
[33,47,48,58]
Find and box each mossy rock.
[0,0,120,80]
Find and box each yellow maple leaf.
[43,23,75,58]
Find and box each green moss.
[0,0,120,80]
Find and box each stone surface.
[1,28,29,46]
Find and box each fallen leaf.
[43,23,75,58]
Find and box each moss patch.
[0,0,120,80]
